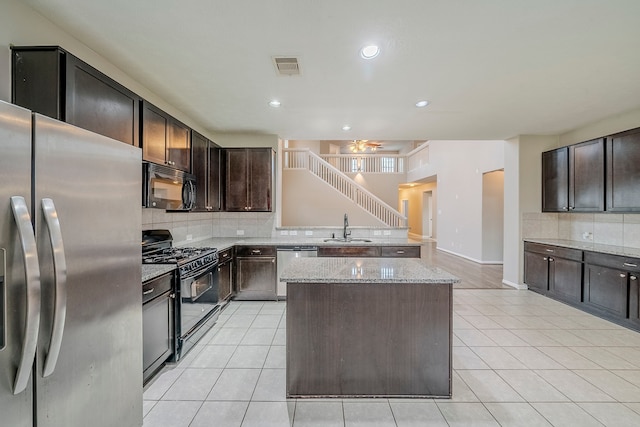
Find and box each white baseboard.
[502,279,528,290]
[436,247,503,265]
[408,232,435,242]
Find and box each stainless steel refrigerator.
[0,100,143,427]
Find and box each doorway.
[422,191,433,238]
[481,170,504,263]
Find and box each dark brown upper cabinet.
[542,138,604,212]
[225,148,274,212]
[607,127,640,212]
[191,130,222,211]
[11,46,140,147]
[141,100,191,172]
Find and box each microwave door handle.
[41,198,67,377]
[10,196,41,395]
[184,180,195,210]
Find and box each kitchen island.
[281,257,459,398]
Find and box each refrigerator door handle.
[41,198,67,377]
[10,196,41,395]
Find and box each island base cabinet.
[583,264,628,318]
[287,282,451,398]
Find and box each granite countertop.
[143,237,424,283]
[142,264,176,283]
[279,257,459,284]
[179,237,422,251]
[524,238,640,259]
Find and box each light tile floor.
[143,290,640,426]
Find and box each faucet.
[343,213,351,240]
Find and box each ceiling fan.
[349,140,382,153]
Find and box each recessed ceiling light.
[269,100,281,107]
[342,125,352,131]
[415,100,429,108]
[360,45,380,59]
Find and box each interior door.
[0,102,35,427]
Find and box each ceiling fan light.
[360,45,380,59]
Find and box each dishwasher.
[277,246,318,298]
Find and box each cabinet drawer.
[380,246,421,258]
[584,251,640,273]
[218,248,234,263]
[142,272,173,304]
[524,242,582,261]
[318,246,380,257]
[235,245,276,257]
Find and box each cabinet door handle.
[143,288,155,295]
[548,257,554,262]
[251,250,261,254]
[620,274,627,278]
[624,263,638,268]
[396,250,405,254]
[545,249,554,253]
[562,206,568,211]
[543,257,548,261]
[631,276,637,281]
[569,206,575,210]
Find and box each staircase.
[282,148,407,227]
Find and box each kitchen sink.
[323,238,372,243]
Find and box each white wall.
[346,173,408,208]
[0,0,216,141]
[409,140,504,263]
[281,169,385,227]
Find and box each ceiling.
[22,0,640,141]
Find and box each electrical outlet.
[236,229,245,236]
[305,230,313,236]
[186,234,193,241]
[373,230,382,236]
[280,230,289,236]
[582,231,593,240]
[290,230,298,236]
[383,230,391,236]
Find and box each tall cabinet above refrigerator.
[0,100,143,427]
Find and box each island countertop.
[280,257,459,284]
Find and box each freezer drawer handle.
[10,196,41,395]
[41,198,67,378]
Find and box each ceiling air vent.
[272,56,301,76]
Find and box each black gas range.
[142,230,220,360]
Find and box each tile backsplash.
[142,208,276,245]
[142,208,408,245]
[522,212,640,249]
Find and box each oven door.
[178,265,219,359]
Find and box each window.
[381,157,396,173]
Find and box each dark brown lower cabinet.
[583,263,628,318]
[630,275,640,327]
[548,257,582,303]
[525,242,640,332]
[524,250,550,293]
[523,242,582,304]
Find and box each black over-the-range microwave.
[143,162,196,211]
